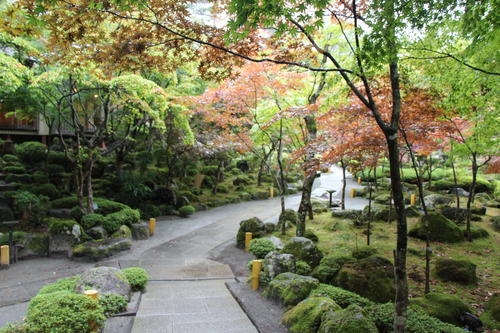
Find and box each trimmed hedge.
[123,267,149,291]
[38,276,80,295]
[15,141,47,164]
[47,218,78,235]
[99,294,127,317]
[179,205,195,217]
[30,184,59,200]
[102,208,140,234]
[81,213,105,230]
[249,238,276,259]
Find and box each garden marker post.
[84,290,99,333]
[269,187,274,198]
[0,245,9,267]
[245,232,252,252]
[358,177,362,184]
[149,218,156,236]
[251,260,262,291]
[350,188,356,198]
[410,194,416,206]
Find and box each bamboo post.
[84,290,99,333]
[269,187,274,198]
[245,232,252,252]
[357,177,362,184]
[350,188,356,198]
[410,194,416,206]
[0,246,9,267]
[251,260,262,291]
[149,218,156,236]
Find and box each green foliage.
[351,246,378,260]
[282,297,341,333]
[15,141,47,164]
[178,205,195,217]
[0,324,28,333]
[309,284,374,308]
[5,174,31,183]
[2,154,19,163]
[14,191,49,220]
[311,255,356,284]
[94,198,129,215]
[248,238,276,259]
[102,208,140,234]
[411,293,470,325]
[0,231,26,246]
[47,151,70,165]
[139,204,161,219]
[409,212,463,243]
[29,183,59,200]
[319,304,378,333]
[99,294,127,317]
[47,218,78,235]
[201,165,219,176]
[295,261,312,276]
[26,292,105,333]
[236,217,265,248]
[46,164,64,174]
[3,165,26,174]
[38,276,80,295]
[81,213,104,230]
[233,176,251,186]
[50,196,78,209]
[31,171,49,184]
[265,272,320,306]
[0,53,31,98]
[304,229,319,242]
[123,267,149,291]
[434,258,477,284]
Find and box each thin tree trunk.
[428,156,433,190]
[277,120,287,235]
[85,158,95,214]
[341,159,347,210]
[367,177,373,246]
[450,146,460,209]
[465,153,477,242]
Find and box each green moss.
[282,297,341,333]
[264,272,320,306]
[3,165,26,174]
[15,141,47,164]
[249,238,276,259]
[81,213,104,230]
[30,183,59,200]
[178,205,195,217]
[481,294,500,330]
[351,246,377,259]
[411,292,470,325]
[462,226,489,239]
[99,293,127,317]
[28,233,49,254]
[38,276,80,295]
[123,267,149,291]
[50,196,79,209]
[304,229,319,242]
[283,237,323,267]
[309,284,373,308]
[311,255,355,284]
[409,211,463,243]
[319,304,378,333]
[47,218,78,235]
[434,258,477,285]
[94,198,129,215]
[236,217,265,248]
[295,261,312,275]
[111,225,132,239]
[102,208,140,234]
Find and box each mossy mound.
[236,217,265,248]
[362,204,396,221]
[282,297,341,333]
[309,284,373,308]
[481,294,500,330]
[111,225,132,239]
[412,292,470,325]
[264,272,320,306]
[311,255,356,284]
[304,229,319,242]
[406,205,422,217]
[319,304,378,333]
[408,211,463,243]
[462,226,489,240]
[277,209,298,230]
[351,246,377,260]
[335,256,395,303]
[331,209,362,220]
[283,237,323,267]
[434,258,477,285]
[259,252,296,287]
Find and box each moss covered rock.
[406,205,422,217]
[351,246,377,260]
[480,294,500,330]
[283,237,323,267]
[259,251,296,287]
[265,272,320,306]
[331,209,362,220]
[277,209,298,230]
[311,255,356,284]
[412,292,470,325]
[434,258,477,284]
[236,217,265,248]
[409,212,463,243]
[319,305,378,333]
[335,256,395,303]
[462,226,489,239]
[72,238,132,261]
[424,194,454,207]
[76,266,131,300]
[362,204,396,221]
[309,284,373,308]
[111,225,132,239]
[282,297,341,333]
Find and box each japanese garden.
[0,0,498,332]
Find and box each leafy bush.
[30,183,59,200]
[38,276,80,295]
[2,154,19,163]
[365,303,464,333]
[123,267,149,291]
[47,151,70,166]
[309,284,373,308]
[0,231,27,246]
[351,246,378,259]
[95,198,129,215]
[178,205,195,217]
[102,208,140,234]
[201,165,219,176]
[0,324,27,333]
[70,206,84,222]
[304,229,319,242]
[249,238,276,258]
[31,171,49,184]
[295,261,312,275]
[233,176,251,186]
[99,294,127,317]
[3,165,26,174]
[14,191,49,222]
[47,218,78,234]
[50,196,79,209]
[26,291,105,333]
[140,204,161,219]
[81,213,104,230]
[5,174,31,183]
[15,141,47,164]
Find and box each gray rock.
[260,251,296,286]
[331,209,362,220]
[49,224,83,257]
[130,223,150,240]
[76,266,131,300]
[88,226,107,240]
[282,237,323,267]
[72,238,132,260]
[424,194,454,208]
[362,204,396,221]
[266,236,283,250]
[449,188,470,197]
[17,233,49,258]
[264,272,319,306]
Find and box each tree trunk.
[465,153,477,242]
[450,149,460,209]
[341,160,347,210]
[85,158,95,214]
[427,156,433,190]
[276,119,288,235]
[297,173,314,235]
[367,178,373,246]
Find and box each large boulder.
[72,238,132,260]
[17,233,49,258]
[87,226,107,240]
[260,251,296,286]
[312,255,356,284]
[283,237,323,267]
[48,219,83,256]
[335,256,395,303]
[409,212,463,243]
[331,209,362,220]
[236,217,265,248]
[277,209,298,230]
[434,258,477,285]
[130,222,150,240]
[76,266,131,300]
[412,292,470,326]
[424,194,454,208]
[266,236,284,250]
[362,204,396,221]
[319,305,378,333]
[111,225,132,239]
[441,206,468,223]
[264,272,319,306]
[282,297,341,333]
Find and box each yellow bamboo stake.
[410,194,416,206]
[0,246,9,267]
[350,188,356,198]
[149,218,156,236]
[269,187,274,198]
[245,232,253,252]
[357,177,362,184]
[251,260,263,291]
[84,289,99,300]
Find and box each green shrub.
[31,171,49,184]
[0,231,27,246]
[5,174,31,183]
[38,276,80,295]
[99,293,127,317]
[50,196,79,209]
[2,154,19,163]
[14,191,49,222]
[30,183,59,200]
[81,213,104,230]
[102,208,140,233]
[0,324,27,333]
[123,267,149,291]
[233,176,251,186]
[140,204,161,219]
[46,164,65,174]
[351,246,378,259]
[178,205,195,217]
[95,198,129,215]
[201,165,219,176]
[178,190,198,202]
[70,206,84,222]
[249,238,276,259]
[48,218,78,234]
[47,151,70,165]
[295,261,312,275]
[309,284,374,308]
[27,292,105,333]
[15,141,47,164]
[3,165,26,174]
[304,229,319,242]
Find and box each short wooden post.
[357,177,362,184]
[410,194,416,206]
[350,188,356,198]
[269,187,274,199]
[245,232,252,252]
[149,218,156,236]
[84,289,99,300]
[251,260,262,291]
[0,246,9,267]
